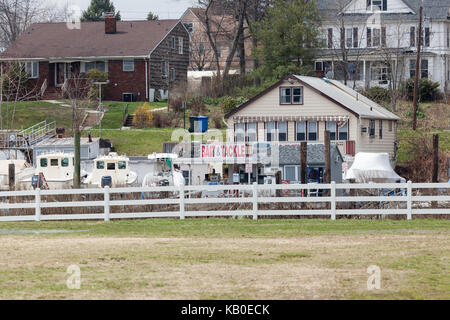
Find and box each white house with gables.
[224,75,401,170]
[315,0,450,93]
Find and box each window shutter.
[383,0,387,11]
[425,27,430,47]
[327,28,333,49]
[366,0,370,9]
[353,28,358,48]
[367,28,372,47]
[410,27,415,47]
[381,27,386,47]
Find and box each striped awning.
[233,115,350,123]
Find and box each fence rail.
[0,182,448,222]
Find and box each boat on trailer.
[83,152,138,188]
[18,152,85,189]
[141,153,184,187]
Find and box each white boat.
[142,153,184,187]
[18,152,85,189]
[83,153,138,187]
[0,160,31,190]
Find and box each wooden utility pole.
[324,131,331,184]
[432,134,439,183]
[8,163,15,191]
[300,142,307,184]
[412,5,423,131]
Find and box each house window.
[235,123,245,142]
[161,61,168,77]
[410,59,428,79]
[371,63,388,82]
[369,120,375,138]
[308,121,317,141]
[171,36,176,49]
[278,122,287,142]
[25,61,39,79]
[296,122,306,141]
[367,28,381,47]
[339,122,349,141]
[447,27,450,48]
[367,0,386,11]
[123,60,134,72]
[266,122,276,142]
[424,27,430,47]
[178,37,184,54]
[85,61,106,73]
[280,87,303,104]
[216,43,222,58]
[170,68,176,81]
[184,22,194,33]
[345,28,358,48]
[247,123,257,142]
[389,120,393,132]
[326,121,337,140]
[379,120,383,139]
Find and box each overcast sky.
[48,0,197,20]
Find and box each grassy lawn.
[0,219,448,299]
[97,101,167,129]
[0,101,73,131]
[88,128,175,155]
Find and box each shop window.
[278,122,287,142]
[326,121,337,140]
[284,165,299,182]
[296,121,306,141]
[308,121,317,141]
[235,123,245,142]
[266,122,276,142]
[247,123,257,142]
[339,122,349,141]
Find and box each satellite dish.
[326,71,334,79]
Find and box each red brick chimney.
[105,13,116,34]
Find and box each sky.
[47,0,197,20]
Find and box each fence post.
[179,184,185,220]
[252,182,258,221]
[407,180,412,220]
[35,188,41,221]
[331,181,336,221]
[104,186,110,222]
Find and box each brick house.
[0,16,190,102]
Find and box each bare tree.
[0,61,40,131]
[189,30,213,71]
[0,0,67,49]
[62,74,90,188]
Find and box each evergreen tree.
[81,0,121,22]
[253,0,321,78]
[147,12,159,21]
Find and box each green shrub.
[400,78,442,102]
[363,86,390,104]
[86,69,108,103]
[219,96,247,115]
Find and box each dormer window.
[280,87,303,105]
[367,0,387,11]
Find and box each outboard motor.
[31,175,39,189]
[101,176,113,188]
[159,179,170,186]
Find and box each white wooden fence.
[0,182,448,222]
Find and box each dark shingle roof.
[0,20,180,59]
